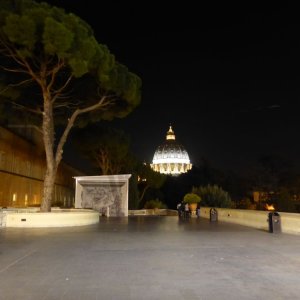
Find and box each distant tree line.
[71,123,300,212]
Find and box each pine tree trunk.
[38,80,108,211]
[40,89,56,212]
[41,169,56,211]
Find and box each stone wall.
[200,207,300,235]
[3,208,99,227]
[74,175,131,217]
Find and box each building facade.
[0,126,83,208]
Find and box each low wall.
[3,208,99,227]
[200,207,300,235]
[129,209,178,216]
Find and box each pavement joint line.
[0,250,37,274]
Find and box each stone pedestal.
[74,175,131,217]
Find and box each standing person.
[177,202,182,217]
[196,202,201,218]
[180,201,185,218]
[184,202,190,218]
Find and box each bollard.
[210,208,218,222]
[268,211,281,233]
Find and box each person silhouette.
[177,202,182,217]
[184,202,190,218]
[196,202,201,218]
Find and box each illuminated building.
[150,126,192,175]
[0,126,83,207]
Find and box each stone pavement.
[0,216,300,300]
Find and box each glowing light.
[265,204,275,211]
[151,126,192,175]
[166,126,175,140]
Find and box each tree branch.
[11,101,43,115]
[51,74,73,103]
[1,66,30,74]
[55,96,113,165]
[47,58,65,93]
[77,95,114,115]
[0,38,42,85]
[139,185,150,202]
[0,39,27,68]
[94,148,110,175]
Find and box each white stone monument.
[74,174,131,217]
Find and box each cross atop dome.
[166,125,175,140]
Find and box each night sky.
[44,1,300,173]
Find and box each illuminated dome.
[150,126,192,175]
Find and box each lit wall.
[0,127,83,207]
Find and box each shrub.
[192,184,232,208]
[144,199,167,209]
[183,193,201,204]
[236,197,253,209]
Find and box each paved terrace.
[0,216,300,300]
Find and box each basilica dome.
[150,126,192,175]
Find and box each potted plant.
[183,193,201,214]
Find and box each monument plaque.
[74,175,131,217]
